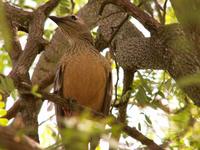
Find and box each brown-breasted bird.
[50,15,112,149]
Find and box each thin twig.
[106,14,129,112]
[70,0,75,14]
[111,70,135,145]
[137,0,149,8]
[161,0,168,25]
[38,114,55,126]
[7,23,23,66]
[153,0,163,23]
[100,10,123,21]
[108,14,129,44]
[5,2,32,32]
[110,59,119,112]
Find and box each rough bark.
[99,0,161,33]
[4,0,60,141]
[0,126,41,150]
[5,2,32,32]
[96,1,200,106]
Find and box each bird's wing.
[54,64,64,95]
[54,64,65,128]
[101,71,112,115]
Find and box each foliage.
[0,0,11,51]
[0,0,200,150]
[0,93,8,126]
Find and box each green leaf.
[132,0,140,5]
[144,114,152,125]
[165,7,178,24]
[135,86,149,104]
[31,85,42,98]
[5,77,15,93]
[18,0,25,7]
[34,0,49,4]
[138,122,141,131]
[164,78,172,90]
[56,0,71,16]
[156,91,165,98]
[0,1,12,51]
[0,77,7,91]
[95,145,101,150]
[0,109,7,117]
[0,52,12,73]
[11,89,18,100]
[137,71,152,95]
[121,90,131,103]
[44,29,53,40]
[0,76,15,94]
[0,118,8,126]
[0,102,5,108]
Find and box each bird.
[49,15,112,150]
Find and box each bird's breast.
[62,51,107,112]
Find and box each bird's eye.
[71,15,77,21]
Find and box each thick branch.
[4,2,49,67]
[3,100,21,120]
[118,70,135,123]
[5,2,32,32]
[98,5,200,107]
[0,126,40,150]
[170,0,200,56]
[39,0,60,15]
[115,37,166,70]
[170,0,200,35]
[11,0,60,80]
[7,22,23,67]
[5,0,60,141]
[31,28,67,87]
[99,0,161,33]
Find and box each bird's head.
[49,15,93,45]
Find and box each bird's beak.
[49,16,64,24]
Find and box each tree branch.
[123,126,162,150]
[161,0,168,25]
[170,0,200,57]
[4,0,60,141]
[17,82,163,150]
[99,0,161,33]
[108,14,129,44]
[110,69,136,148]
[7,22,23,67]
[0,126,41,150]
[39,0,60,16]
[153,0,163,24]
[2,100,21,120]
[10,0,60,81]
[4,2,32,32]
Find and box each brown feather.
[52,15,112,149]
[101,71,112,115]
